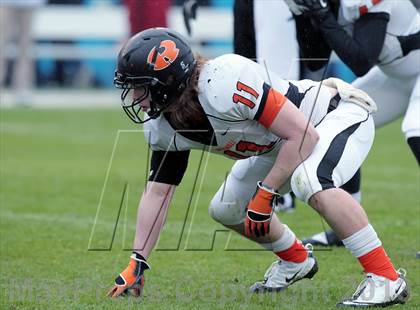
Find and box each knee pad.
[208,189,246,226]
[290,164,322,203]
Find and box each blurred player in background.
[283,0,420,246]
[124,0,171,36]
[107,28,409,307]
[233,0,300,81]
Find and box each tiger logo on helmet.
[147,40,180,71]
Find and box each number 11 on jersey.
[232,81,259,109]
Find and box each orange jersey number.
[224,140,276,159]
[232,81,259,109]
[236,140,275,153]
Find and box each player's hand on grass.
[245,182,279,238]
[107,252,150,298]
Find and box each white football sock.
[260,224,296,253]
[342,224,382,258]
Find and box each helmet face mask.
[114,28,196,124]
[121,86,150,124]
[115,72,167,123]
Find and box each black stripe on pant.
[316,122,362,190]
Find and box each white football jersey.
[144,54,335,160]
[339,0,420,78]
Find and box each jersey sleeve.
[143,115,193,152]
[143,117,177,151]
[253,83,288,128]
[200,55,287,128]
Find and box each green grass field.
[1,108,419,309]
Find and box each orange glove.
[107,252,150,298]
[245,182,279,238]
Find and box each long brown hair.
[163,55,208,130]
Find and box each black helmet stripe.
[147,42,160,72]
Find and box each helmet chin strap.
[144,101,162,121]
[144,97,175,122]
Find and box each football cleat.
[337,269,410,308]
[302,229,344,247]
[250,244,318,293]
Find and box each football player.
[284,0,420,247]
[107,28,409,307]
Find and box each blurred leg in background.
[0,5,12,91]
[0,1,45,106]
[13,7,34,105]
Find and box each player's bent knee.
[307,191,325,212]
[290,165,322,204]
[208,194,245,226]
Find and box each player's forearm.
[264,129,318,190]
[314,12,389,76]
[264,100,319,190]
[133,181,176,259]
